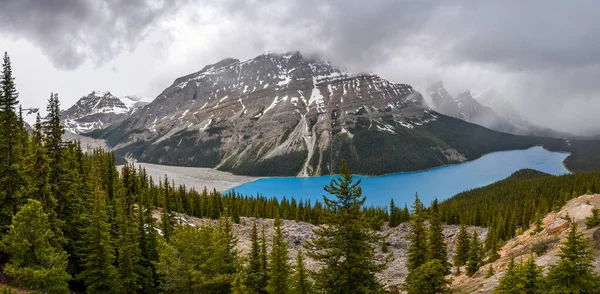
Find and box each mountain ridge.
[84,52,571,176]
[61,90,149,133]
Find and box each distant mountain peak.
[61,91,147,134]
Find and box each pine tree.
[160,190,174,241]
[233,270,251,294]
[381,234,389,253]
[78,183,120,293]
[0,199,71,293]
[247,220,263,292]
[494,257,517,293]
[266,216,290,294]
[403,259,450,294]
[466,230,483,276]
[407,194,428,272]
[485,264,495,278]
[29,113,53,212]
[428,198,449,274]
[453,224,470,270]
[219,212,239,280]
[115,190,142,294]
[389,198,399,227]
[521,255,544,294]
[138,190,159,294]
[156,225,236,293]
[494,255,544,294]
[43,93,65,212]
[291,250,313,294]
[545,222,600,292]
[0,52,25,232]
[259,224,269,292]
[306,160,387,294]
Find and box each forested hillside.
[438,169,600,242]
[2,50,600,293]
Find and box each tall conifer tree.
[545,222,600,292]
[0,199,71,293]
[78,169,120,293]
[0,52,24,231]
[428,198,450,274]
[407,194,428,272]
[266,216,290,294]
[306,160,387,294]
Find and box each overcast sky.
[1,0,599,135]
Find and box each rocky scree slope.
[159,212,487,292]
[61,90,148,134]
[452,194,600,293]
[88,52,568,176]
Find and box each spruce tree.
[389,198,399,227]
[259,224,269,292]
[156,225,236,293]
[247,220,263,292]
[306,160,387,294]
[266,216,290,294]
[233,270,251,294]
[494,257,517,293]
[78,183,120,293]
[494,255,544,294]
[407,194,428,272]
[160,190,174,241]
[115,190,142,294]
[0,52,25,232]
[521,255,544,294]
[138,190,159,294]
[453,224,470,270]
[428,198,449,274]
[466,230,483,276]
[291,250,313,294]
[545,222,600,292]
[0,199,71,293]
[403,259,450,294]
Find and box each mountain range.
[81,52,573,176]
[427,81,565,138]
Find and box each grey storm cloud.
[0,0,189,70]
[2,0,599,134]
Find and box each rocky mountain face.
[427,81,527,135]
[61,91,148,134]
[88,52,566,176]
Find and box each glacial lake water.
[228,146,570,207]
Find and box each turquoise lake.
[228,146,570,207]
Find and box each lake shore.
[119,162,260,192]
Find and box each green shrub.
[585,208,600,229]
[531,236,559,256]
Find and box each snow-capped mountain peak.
[61,91,148,134]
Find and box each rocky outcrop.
[452,194,600,293]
